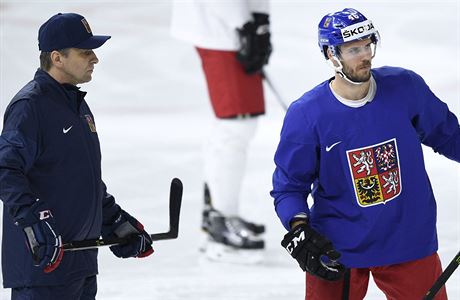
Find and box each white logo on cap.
[81,18,92,34]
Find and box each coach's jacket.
[0,69,118,287]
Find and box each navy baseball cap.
[38,13,111,51]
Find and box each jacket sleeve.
[408,70,460,163]
[271,102,319,230]
[0,99,40,218]
[101,180,121,225]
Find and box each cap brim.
[74,35,111,49]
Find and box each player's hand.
[281,223,345,281]
[14,200,63,273]
[102,209,153,258]
[236,13,272,74]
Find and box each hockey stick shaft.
[423,250,460,300]
[261,70,288,111]
[63,178,183,251]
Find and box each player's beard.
[342,60,372,83]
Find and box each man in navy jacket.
[0,13,153,299]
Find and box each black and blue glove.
[281,223,345,281]
[236,13,272,74]
[102,209,154,258]
[14,200,63,273]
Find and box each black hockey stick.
[63,178,183,251]
[423,250,460,300]
[261,70,288,111]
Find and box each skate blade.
[201,240,264,265]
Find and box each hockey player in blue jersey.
[271,8,459,300]
[0,13,153,299]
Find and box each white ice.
[0,1,459,299]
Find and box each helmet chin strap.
[328,56,366,86]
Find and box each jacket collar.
[34,69,87,113]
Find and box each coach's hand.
[14,200,63,273]
[281,223,345,281]
[102,209,153,258]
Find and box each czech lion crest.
[346,138,402,207]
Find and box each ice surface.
[0,1,459,299]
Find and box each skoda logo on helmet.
[341,20,376,42]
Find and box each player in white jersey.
[171,1,271,262]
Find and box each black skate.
[202,209,265,250]
[201,183,265,263]
[202,183,265,237]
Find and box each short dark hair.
[39,48,70,71]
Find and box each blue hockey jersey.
[271,67,460,268]
[0,70,119,287]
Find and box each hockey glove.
[14,200,63,273]
[236,13,272,74]
[102,209,154,258]
[281,223,345,281]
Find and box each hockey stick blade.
[150,177,182,240]
[63,178,183,251]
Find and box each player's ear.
[327,49,339,67]
[327,48,333,60]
